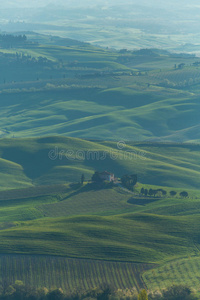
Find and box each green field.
[0,79,199,143]
[0,136,199,190]
[0,254,152,292]
[0,158,198,292]
[0,140,197,291]
[0,36,200,143]
[143,256,200,293]
[0,33,200,295]
[0,182,199,264]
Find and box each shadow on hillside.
[0,222,16,230]
[128,197,161,206]
[62,182,113,201]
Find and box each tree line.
[0,34,27,48]
[140,188,188,198]
[0,281,197,300]
[0,52,53,67]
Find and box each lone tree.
[81,174,85,185]
[180,191,188,198]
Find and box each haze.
[1,0,200,51]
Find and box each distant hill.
[14,31,90,47]
[0,36,199,143]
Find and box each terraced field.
[0,255,152,292]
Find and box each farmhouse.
[99,171,115,182]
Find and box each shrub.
[47,288,64,300]
[180,191,188,198]
[138,289,148,300]
[162,284,196,300]
[97,284,114,300]
[170,191,177,197]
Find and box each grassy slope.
[0,38,200,290]
[0,183,199,291]
[0,183,199,264]
[0,212,198,264]
[0,86,199,143]
[0,182,200,221]
[143,256,200,292]
[0,136,199,190]
[0,254,149,292]
[0,150,198,289]
[0,41,200,143]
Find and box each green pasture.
[0,137,198,290]
[0,180,199,290]
[0,254,150,292]
[0,86,199,143]
[0,211,198,263]
[0,137,199,189]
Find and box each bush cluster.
[0,281,114,300]
[140,187,189,198]
[0,282,198,300]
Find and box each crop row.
[151,68,200,83]
[0,255,152,292]
[143,256,200,292]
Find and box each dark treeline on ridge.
[0,34,27,48]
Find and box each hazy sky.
[1,0,200,51]
[1,0,198,8]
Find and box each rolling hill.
[0,36,200,143]
[0,82,200,143]
[0,33,200,295]
[0,176,199,291]
[0,136,199,190]
[0,178,198,263]
[0,135,198,292]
